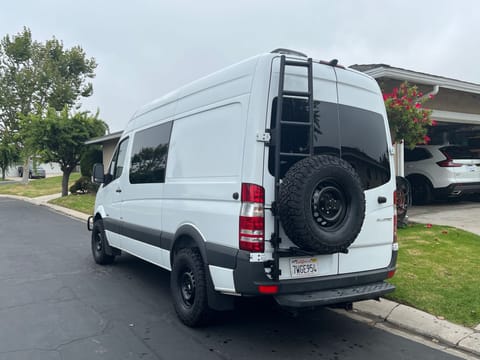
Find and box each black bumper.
[435,182,480,197]
[232,250,397,305]
[274,281,395,308]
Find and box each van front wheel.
[171,248,212,327]
[91,220,115,265]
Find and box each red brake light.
[436,159,462,167]
[241,183,265,203]
[239,183,265,252]
[258,285,278,294]
[387,270,396,279]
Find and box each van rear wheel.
[171,248,212,327]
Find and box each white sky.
[1,0,479,132]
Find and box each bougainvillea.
[383,82,436,149]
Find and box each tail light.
[239,183,265,252]
[436,159,462,167]
[437,151,462,167]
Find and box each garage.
[351,64,480,203]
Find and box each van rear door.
[334,68,396,274]
[263,58,340,279]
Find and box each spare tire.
[279,155,365,254]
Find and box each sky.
[1,0,480,132]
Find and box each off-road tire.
[171,248,212,327]
[91,219,115,265]
[279,155,365,253]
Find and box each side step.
[274,282,395,308]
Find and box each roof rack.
[271,48,308,58]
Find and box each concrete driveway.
[408,200,480,235]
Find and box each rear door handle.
[116,188,122,193]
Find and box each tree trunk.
[1,167,5,181]
[21,157,30,184]
[61,168,73,197]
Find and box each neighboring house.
[350,64,480,175]
[6,162,62,178]
[84,130,123,168]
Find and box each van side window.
[108,137,129,181]
[129,122,173,184]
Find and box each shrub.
[383,82,436,149]
[69,176,99,194]
[80,147,102,177]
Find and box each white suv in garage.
[405,145,480,204]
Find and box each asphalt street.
[0,198,464,360]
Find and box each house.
[350,64,480,175]
[84,130,123,168]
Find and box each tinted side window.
[107,137,129,182]
[404,148,432,162]
[129,122,172,184]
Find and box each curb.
[0,194,89,222]
[353,298,480,357]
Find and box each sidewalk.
[351,299,480,358]
[1,193,479,358]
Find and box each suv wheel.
[410,177,433,205]
[171,248,211,327]
[279,155,365,254]
[91,220,115,265]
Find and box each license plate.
[290,257,319,278]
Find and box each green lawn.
[0,173,81,197]
[49,193,95,215]
[387,223,480,327]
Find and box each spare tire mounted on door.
[279,155,366,254]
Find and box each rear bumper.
[232,250,397,304]
[274,281,395,308]
[435,182,480,197]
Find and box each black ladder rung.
[280,120,311,126]
[280,152,309,157]
[283,90,311,98]
[285,60,310,67]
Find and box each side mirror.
[92,163,105,184]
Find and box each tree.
[22,107,107,196]
[383,82,436,149]
[0,27,97,183]
[0,132,19,180]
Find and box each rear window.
[268,98,391,190]
[404,148,432,162]
[440,146,479,159]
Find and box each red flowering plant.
[383,82,436,149]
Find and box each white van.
[89,49,398,327]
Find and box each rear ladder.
[269,55,314,281]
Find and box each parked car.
[405,145,480,204]
[18,165,46,179]
[88,49,397,327]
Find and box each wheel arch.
[406,173,434,188]
[170,224,208,268]
[169,224,235,311]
